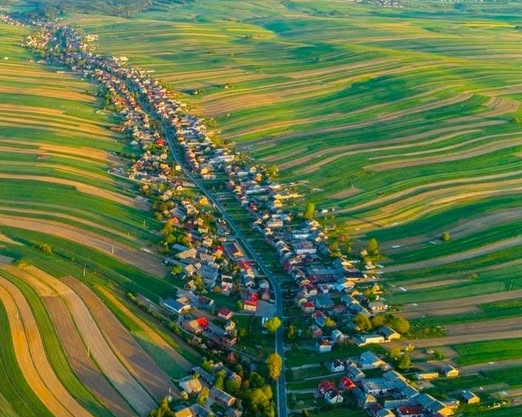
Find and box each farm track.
[66,278,173,402]
[22,266,157,416]
[0,276,94,417]
[4,265,138,417]
[0,214,166,278]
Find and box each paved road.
[161,128,288,417]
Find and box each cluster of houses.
[7,12,491,417]
[173,361,243,417]
[22,20,278,317]
[316,351,480,416]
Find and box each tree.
[250,372,265,388]
[397,353,411,370]
[324,317,336,327]
[371,313,386,328]
[286,324,297,341]
[214,370,226,390]
[225,377,241,395]
[367,237,379,257]
[171,264,183,275]
[266,353,282,380]
[264,316,282,333]
[390,317,410,334]
[389,346,401,360]
[38,243,53,254]
[354,313,372,331]
[197,387,209,405]
[194,274,204,292]
[441,231,450,242]
[469,273,478,281]
[303,201,315,219]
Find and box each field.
[0,20,202,417]
[57,0,522,293]
[2,0,522,415]
[54,1,522,412]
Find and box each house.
[192,367,215,387]
[396,405,426,417]
[324,389,343,404]
[301,301,315,314]
[368,404,396,417]
[309,324,323,339]
[326,359,345,373]
[354,334,386,347]
[317,380,336,396]
[312,310,327,327]
[460,390,480,404]
[353,387,377,408]
[368,301,388,313]
[377,326,401,341]
[331,329,347,343]
[315,295,334,309]
[316,337,333,353]
[210,387,236,407]
[218,307,233,320]
[346,363,365,381]
[415,372,439,381]
[162,298,191,314]
[225,409,243,417]
[339,376,356,391]
[174,408,192,417]
[179,376,203,394]
[190,403,213,417]
[358,351,385,370]
[441,364,459,378]
[243,292,258,313]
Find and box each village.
[1,11,487,417]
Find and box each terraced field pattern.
[0,21,190,417]
[63,0,522,305]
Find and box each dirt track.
[5,266,137,417]
[0,214,167,278]
[25,267,157,415]
[0,276,94,417]
[66,278,173,402]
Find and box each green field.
[52,0,522,290]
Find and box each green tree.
[286,324,297,341]
[197,387,209,405]
[225,377,241,395]
[250,372,265,388]
[390,317,410,334]
[371,313,386,328]
[38,243,53,254]
[389,346,401,360]
[354,313,372,331]
[303,201,315,219]
[441,231,451,242]
[264,316,282,333]
[324,317,336,327]
[397,354,411,370]
[367,237,379,257]
[194,274,204,292]
[171,264,183,275]
[266,353,283,380]
[214,370,226,390]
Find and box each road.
[160,127,288,417]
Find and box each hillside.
[56,0,522,289]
